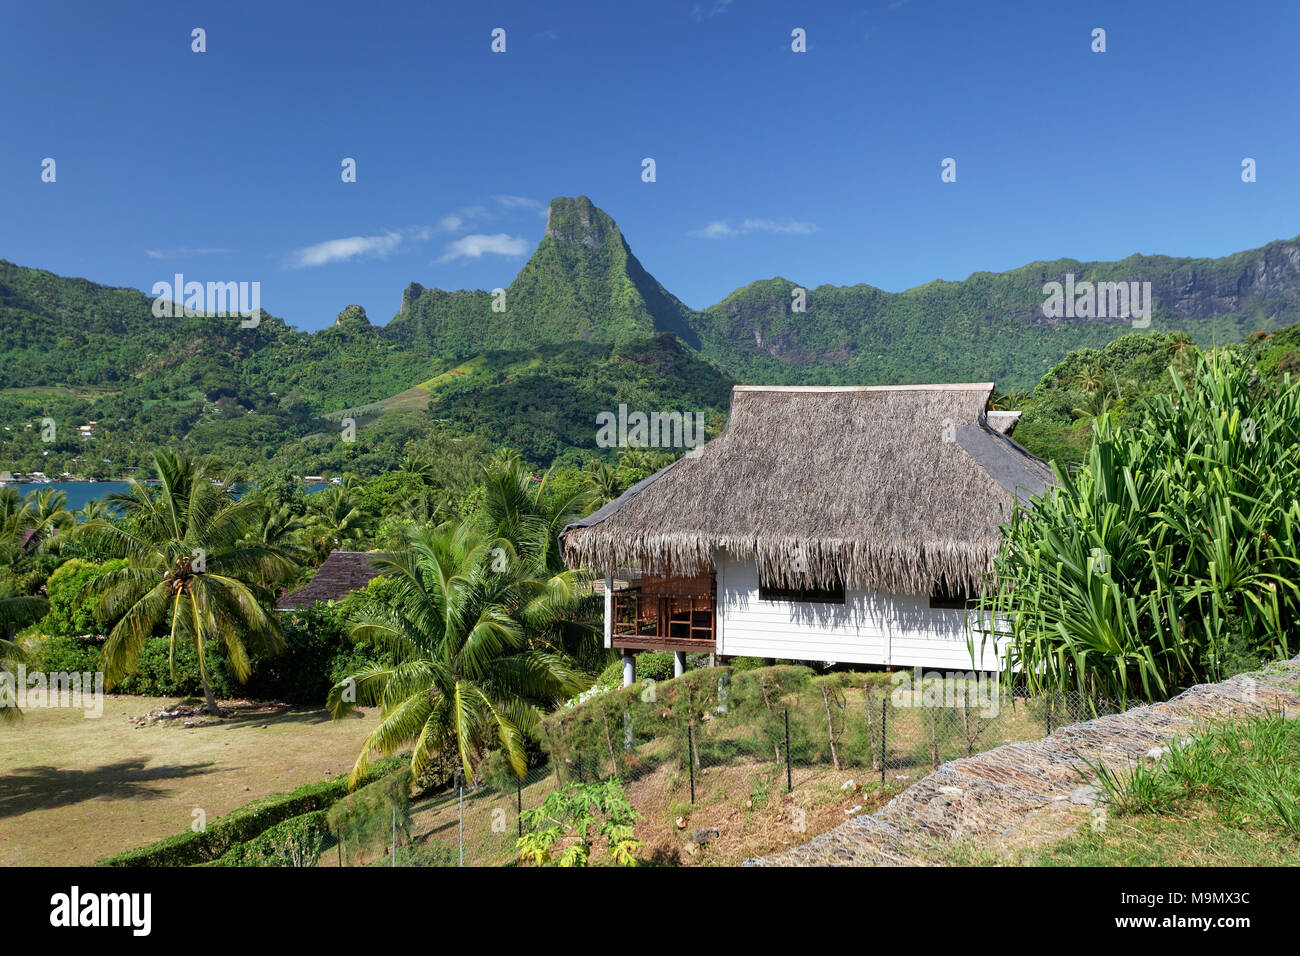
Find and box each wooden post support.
[784,707,793,793]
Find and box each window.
[929,583,976,610]
[759,580,845,604]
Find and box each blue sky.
[4,0,1298,331]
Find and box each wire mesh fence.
[324,666,1123,867]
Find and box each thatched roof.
[986,410,1022,436]
[276,550,389,610]
[562,384,1053,594]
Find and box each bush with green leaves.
[208,809,330,867]
[114,636,235,699]
[326,769,413,860]
[25,634,101,677]
[517,780,641,866]
[980,351,1300,703]
[540,664,815,779]
[99,756,401,866]
[27,558,126,639]
[243,603,379,705]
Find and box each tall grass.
[979,351,1300,703]
[1084,714,1300,834]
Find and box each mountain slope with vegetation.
[385,196,700,356]
[690,237,1300,388]
[4,198,1300,477]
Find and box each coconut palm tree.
[480,452,596,575]
[587,463,619,505]
[307,483,373,554]
[989,388,1030,412]
[328,520,588,786]
[476,455,601,668]
[0,592,48,723]
[88,451,292,715]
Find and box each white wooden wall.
[715,553,1007,671]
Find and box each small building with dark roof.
[276,550,389,611]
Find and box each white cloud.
[437,233,530,263]
[144,247,232,259]
[690,217,818,239]
[438,205,491,233]
[692,221,738,239]
[493,194,545,213]
[284,227,431,269]
[691,0,734,20]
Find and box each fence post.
[517,773,523,839]
[1046,694,1053,736]
[784,707,792,793]
[577,753,584,783]
[688,723,696,804]
[880,697,887,786]
[458,785,464,867]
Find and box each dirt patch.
[130,698,292,728]
[627,760,896,866]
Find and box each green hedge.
[204,809,332,867]
[98,756,403,867]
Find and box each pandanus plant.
[977,350,1300,705]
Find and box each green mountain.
[5,194,1300,476]
[387,196,1300,389]
[689,242,1300,387]
[386,196,699,354]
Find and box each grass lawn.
[0,696,375,866]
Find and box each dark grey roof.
[275,550,389,610]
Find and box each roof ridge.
[732,383,995,393]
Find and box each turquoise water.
[9,481,131,511]
[6,481,330,511]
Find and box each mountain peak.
[544,196,616,247]
[332,304,371,331]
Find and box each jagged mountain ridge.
[386,195,1300,386]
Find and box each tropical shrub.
[243,603,377,706]
[980,351,1300,703]
[99,756,401,866]
[207,809,330,867]
[517,780,641,866]
[328,520,589,786]
[29,558,126,639]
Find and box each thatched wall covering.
[562,385,1053,594]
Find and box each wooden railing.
[610,578,716,653]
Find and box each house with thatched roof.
[276,550,389,611]
[561,384,1052,679]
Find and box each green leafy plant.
[979,351,1300,703]
[516,780,641,866]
